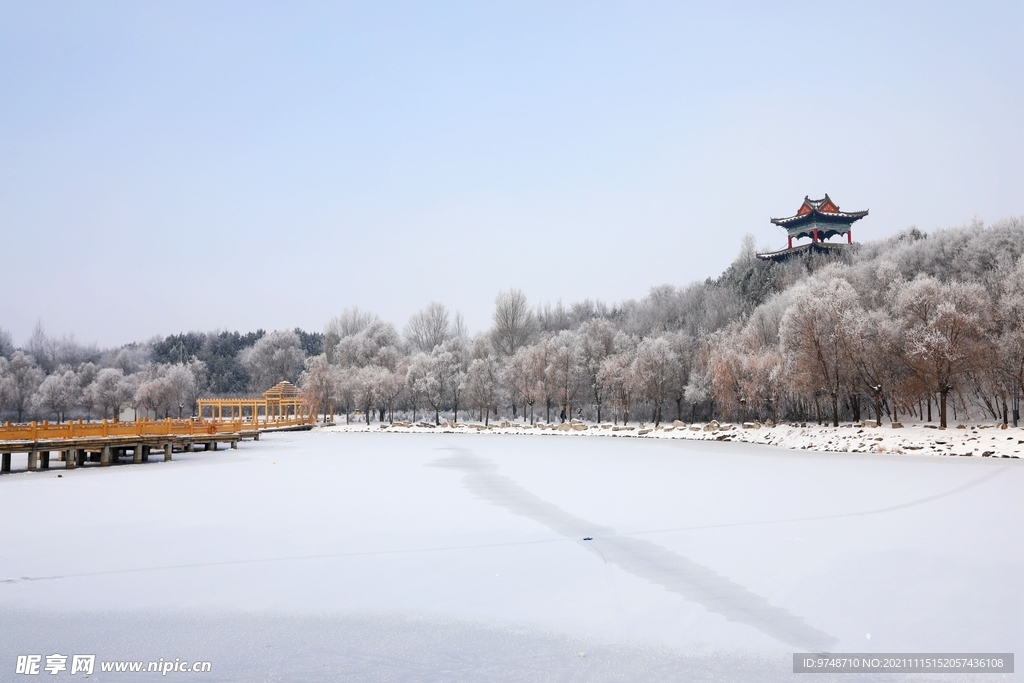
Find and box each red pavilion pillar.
[847,230,852,244]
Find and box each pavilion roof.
[755,241,849,262]
[770,194,868,227]
[263,381,301,400]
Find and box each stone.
[891,422,903,428]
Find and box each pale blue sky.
[2,1,1022,347]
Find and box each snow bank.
[326,418,1024,459]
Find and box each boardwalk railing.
[0,414,314,443]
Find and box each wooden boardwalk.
[0,414,314,475]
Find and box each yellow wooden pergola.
[196,381,311,425]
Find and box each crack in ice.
[430,444,839,651]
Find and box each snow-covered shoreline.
[323,419,1024,460]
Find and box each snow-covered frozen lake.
[2,430,1021,681]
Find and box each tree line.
[304,217,1024,430]
[2,217,1022,428]
[0,327,321,422]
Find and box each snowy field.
[1,429,1021,681]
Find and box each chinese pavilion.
[757,195,868,261]
[196,381,310,424]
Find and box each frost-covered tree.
[683,362,712,423]
[333,320,400,370]
[34,366,81,422]
[352,366,381,423]
[105,345,150,375]
[333,367,357,424]
[844,308,901,424]
[85,368,135,420]
[350,365,397,423]
[577,319,620,422]
[165,361,205,418]
[129,362,202,419]
[374,365,405,423]
[707,328,750,422]
[491,288,536,357]
[663,331,695,421]
[779,273,862,426]
[0,327,13,359]
[300,354,335,422]
[240,330,306,392]
[546,331,584,422]
[894,276,994,427]
[599,349,637,425]
[134,371,172,419]
[503,345,544,424]
[323,307,378,363]
[409,352,445,425]
[632,337,679,426]
[442,340,469,424]
[465,356,503,424]
[404,302,453,352]
[26,322,99,373]
[2,351,45,421]
[997,258,1024,425]
[408,342,465,424]
[739,336,786,425]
